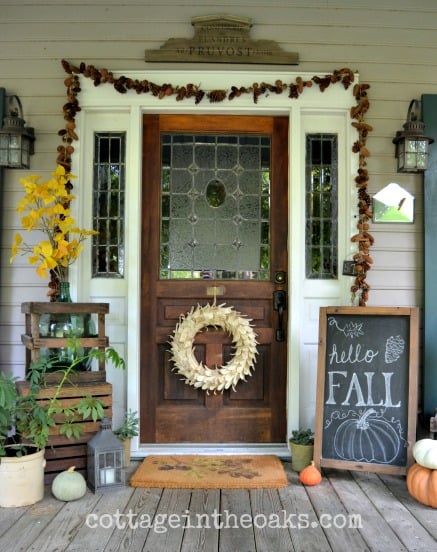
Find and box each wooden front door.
[140,114,288,444]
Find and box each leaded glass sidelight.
[160,133,271,280]
[305,134,338,279]
[92,132,126,278]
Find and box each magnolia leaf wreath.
[169,303,258,393]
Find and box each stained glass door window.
[160,133,271,280]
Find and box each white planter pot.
[0,447,46,507]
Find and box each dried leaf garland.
[169,303,258,393]
[350,82,374,305]
[59,60,374,304]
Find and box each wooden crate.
[21,302,110,380]
[16,380,112,484]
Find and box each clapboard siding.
[1,0,437,427]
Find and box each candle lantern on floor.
[87,417,125,493]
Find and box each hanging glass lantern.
[87,417,125,493]
[392,99,434,173]
[0,95,35,168]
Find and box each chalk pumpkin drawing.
[333,408,401,463]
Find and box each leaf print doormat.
[130,455,288,489]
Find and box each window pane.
[305,134,338,279]
[160,133,271,280]
[92,132,126,278]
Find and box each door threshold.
[132,443,290,459]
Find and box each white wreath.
[169,303,258,393]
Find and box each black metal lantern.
[392,99,434,173]
[0,95,35,168]
[87,417,125,493]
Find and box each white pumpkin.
[51,466,87,501]
[412,438,437,469]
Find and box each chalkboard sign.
[314,306,419,475]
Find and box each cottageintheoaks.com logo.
[85,509,363,534]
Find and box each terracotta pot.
[0,447,46,507]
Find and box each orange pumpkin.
[406,463,437,508]
[299,461,322,486]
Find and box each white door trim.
[74,70,358,457]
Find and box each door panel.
[140,114,288,444]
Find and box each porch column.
[0,87,5,288]
[421,94,437,421]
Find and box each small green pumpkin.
[51,466,87,502]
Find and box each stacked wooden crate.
[20,302,112,483]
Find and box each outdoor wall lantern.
[87,417,125,493]
[0,95,35,168]
[392,99,434,173]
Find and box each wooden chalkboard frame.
[314,306,419,475]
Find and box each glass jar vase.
[38,283,97,372]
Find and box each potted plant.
[288,428,315,472]
[114,409,139,465]
[0,344,125,507]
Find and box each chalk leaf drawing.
[328,317,364,339]
[385,335,405,364]
[330,408,402,464]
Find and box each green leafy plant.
[114,409,139,441]
[0,342,125,456]
[289,428,315,446]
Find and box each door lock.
[273,290,287,342]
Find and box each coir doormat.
[130,455,288,489]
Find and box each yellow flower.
[10,233,23,262]
[35,240,54,258]
[21,209,43,231]
[10,165,96,284]
[35,258,56,279]
[20,175,39,195]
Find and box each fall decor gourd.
[412,438,437,470]
[406,463,437,508]
[299,461,322,486]
[51,466,87,502]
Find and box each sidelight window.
[92,132,126,278]
[305,134,338,279]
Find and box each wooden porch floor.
[1,459,436,552]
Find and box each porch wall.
[1,0,437,424]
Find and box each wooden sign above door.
[145,14,299,65]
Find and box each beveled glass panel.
[171,195,191,218]
[173,144,193,167]
[195,144,215,169]
[217,145,237,168]
[160,133,271,280]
